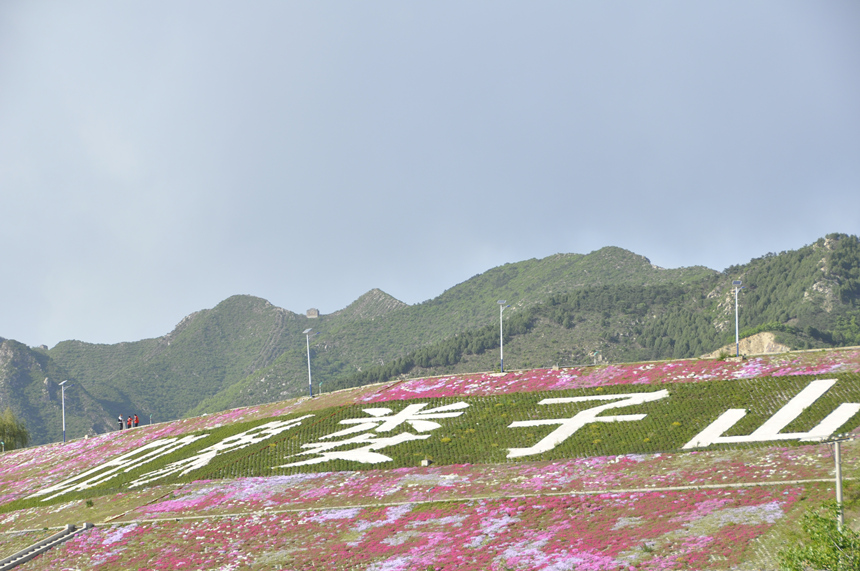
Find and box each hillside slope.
[1,348,859,570]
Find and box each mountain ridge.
[328,288,408,321]
[2,234,859,445]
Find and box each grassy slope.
[1,348,860,569]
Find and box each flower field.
[13,486,819,571]
[2,441,852,533]
[1,348,859,570]
[5,372,855,505]
[2,349,858,503]
[358,349,860,403]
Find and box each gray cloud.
[1,1,858,346]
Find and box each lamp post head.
[303,328,313,335]
[732,280,742,287]
[59,380,67,386]
[497,300,506,305]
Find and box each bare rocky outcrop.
[701,332,791,359]
[803,280,837,313]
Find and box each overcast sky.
[1,2,858,348]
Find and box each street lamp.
[732,280,744,357]
[498,300,510,372]
[59,380,73,444]
[303,328,314,397]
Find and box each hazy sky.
[1,2,858,348]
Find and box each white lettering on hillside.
[683,379,860,449]
[277,403,469,467]
[130,416,314,488]
[28,435,208,501]
[506,390,670,459]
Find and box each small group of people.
[118,414,140,430]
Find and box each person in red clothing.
[127,416,132,429]
[134,414,139,428]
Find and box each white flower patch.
[466,514,519,548]
[612,516,643,530]
[130,415,314,488]
[277,403,469,467]
[323,402,469,439]
[507,390,669,459]
[278,432,430,468]
[28,435,208,501]
[684,379,860,449]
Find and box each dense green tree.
[779,501,860,571]
[828,233,860,303]
[0,408,29,450]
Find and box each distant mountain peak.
[588,246,653,266]
[331,289,408,321]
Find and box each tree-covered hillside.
[2,234,859,444]
[195,234,860,411]
[0,339,113,444]
[46,296,308,423]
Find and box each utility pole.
[821,434,853,532]
[303,328,314,397]
[732,280,743,357]
[498,300,509,372]
[59,380,73,444]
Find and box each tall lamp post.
[733,280,744,357]
[498,300,509,372]
[303,328,314,397]
[820,434,855,532]
[59,380,73,444]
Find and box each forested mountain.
[199,234,860,408]
[1,233,858,445]
[46,296,305,425]
[0,339,113,444]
